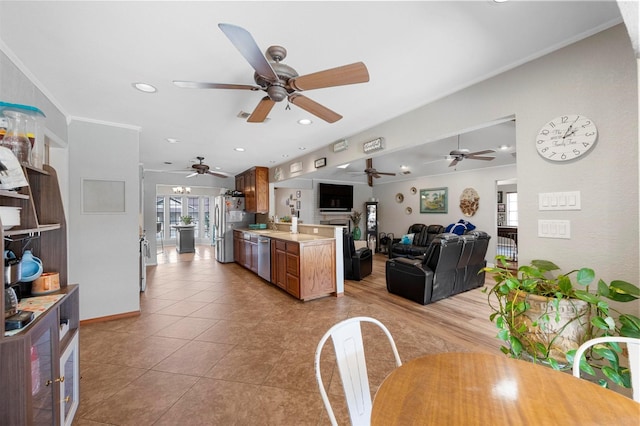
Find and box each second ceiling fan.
[363,158,396,187]
[174,23,370,123]
[448,135,495,167]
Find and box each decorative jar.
[1,110,31,164]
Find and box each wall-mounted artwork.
[420,187,448,214]
[82,179,125,214]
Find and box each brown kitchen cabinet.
[270,237,336,301]
[233,230,258,273]
[233,230,244,264]
[0,164,80,425]
[235,166,269,213]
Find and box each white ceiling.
[0,1,623,183]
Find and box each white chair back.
[314,316,402,426]
[572,336,640,402]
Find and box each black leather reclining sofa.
[385,231,491,305]
[389,224,445,259]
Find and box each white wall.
[68,120,141,320]
[272,25,639,286]
[373,164,517,259]
[273,180,374,237]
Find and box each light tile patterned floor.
[75,245,492,425]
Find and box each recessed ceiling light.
[298,147,306,151]
[337,163,350,169]
[214,166,221,170]
[164,161,173,165]
[400,165,409,170]
[234,147,245,152]
[297,118,312,125]
[166,138,179,144]
[269,160,276,163]
[132,82,157,93]
[282,154,289,158]
[499,144,511,150]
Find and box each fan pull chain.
[285,102,291,111]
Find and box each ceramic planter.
[508,291,591,366]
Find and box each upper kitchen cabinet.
[235,166,269,213]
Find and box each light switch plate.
[538,220,571,239]
[539,191,581,211]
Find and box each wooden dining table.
[371,352,639,425]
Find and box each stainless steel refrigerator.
[213,196,254,263]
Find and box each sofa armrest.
[354,248,372,259]
[394,257,423,267]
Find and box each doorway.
[496,179,518,267]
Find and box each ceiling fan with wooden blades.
[363,158,396,186]
[448,135,495,167]
[173,23,370,123]
[186,157,229,178]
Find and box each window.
[156,197,164,240]
[187,197,199,238]
[156,194,212,243]
[169,197,182,238]
[506,192,518,226]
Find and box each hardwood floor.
[76,246,503,425]
[348,252,501,355]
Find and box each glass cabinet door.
[30,317,55,425]
[60,332,79,426]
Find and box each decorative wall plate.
[405,207,412,215]
[410,187,417,195]
[395,193,404,203]
[460,187,480,217]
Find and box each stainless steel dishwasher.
[257,236,271,281]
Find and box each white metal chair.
[572,336,640,402]
[314,316,402,426]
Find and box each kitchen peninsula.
[233,224,340,301]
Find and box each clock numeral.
[573,149,581,156]
[581,121,591,127]
[561,116,569,123]
[548,121,556,128]
[581,142,591,148]
[536,139,545,145]
[585,131,595,137]
[561,153,567,160]
[540,129,549,136]
[540,147,548,153]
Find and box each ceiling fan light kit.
[174,23,370,123]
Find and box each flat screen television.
[319,183,353,211]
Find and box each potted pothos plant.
[483,256,640,390]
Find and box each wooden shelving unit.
[0,163,79,425]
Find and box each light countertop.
[238,229,335,242]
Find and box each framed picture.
[420,187,448,214]
[497,190,503,204]
[314,157,327,168]
[296,200,301,210]
[497,203,506,212]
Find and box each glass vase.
[352,225,361,240]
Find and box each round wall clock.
[536,114,597,162]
